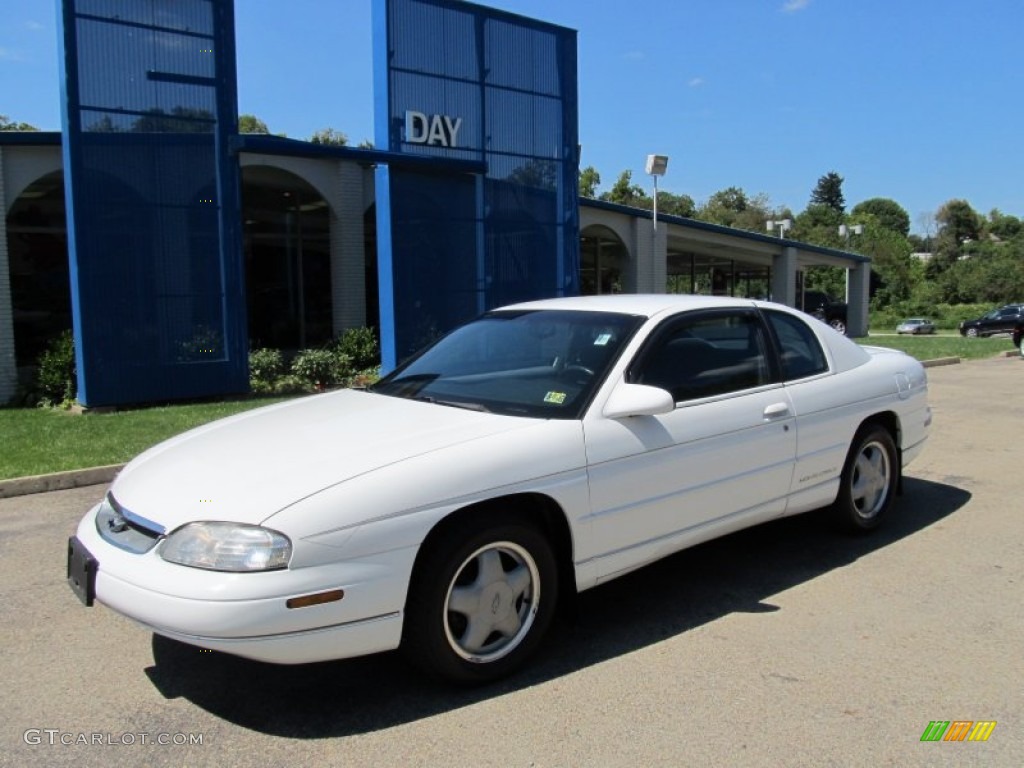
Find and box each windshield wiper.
[412,395,490,413]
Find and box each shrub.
[248,348,285,387]
[35,330,77,407]
[250,373,310,396]
[291,348,352,390]
[335,327,380,370]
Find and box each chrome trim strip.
[108,492,166,535]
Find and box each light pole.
[646,154,669,231]
[838,223,864,246]
[766,218,792,238]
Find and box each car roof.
[497,293,762,318]
[498,293,873,373]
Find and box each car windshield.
[372,309,646,419]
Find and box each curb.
[0,464,124,500]
[921,356,962,368]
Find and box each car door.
[581,308,797,581]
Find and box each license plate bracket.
[67,536,97,607]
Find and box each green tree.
[850,198,910,237]
[810,171,845,213]
[926,199,982,282]
[697,186,749,227]
[656,190,697,218]
[239,114,270,134]
[600,170,648,207]
[985,209,1022,240]
[309,127,348,146]
[696,187,775,232]
[858,223,915,307]
[0,114,40,131]
[793,203,843,246]
[579,165,601,198]
[936,199,982,244]
[943,239,1024,305]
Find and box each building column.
[329,161,367,334]
[0,148,17,404]
[846,261,870,337]
[771,245,798,308]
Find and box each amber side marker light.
[286,589,345,609]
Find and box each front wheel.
[829,318,847,335]
[402,514,558,683]
[965,327,979,338]
[831,425,898,532]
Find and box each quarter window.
[765,310,828,380]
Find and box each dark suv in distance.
[800,290,848,334]
[959,304,1024,337]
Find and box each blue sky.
[3,0,1022,233]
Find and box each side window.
[630,311,771,402]
[765,310,829,380]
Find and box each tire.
[831,425,898,532]
[402,513,559,683]
[965,327,979,338]
[829,318,847,335]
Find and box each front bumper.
[72,506,413,664]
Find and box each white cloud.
[622,50,645,61]
[688,77,705,88]
[26,20,44,31]
[781,0,810,12]
[0,47,25,61]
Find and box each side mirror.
[603,383,675,419]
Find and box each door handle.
[763,402,790,420]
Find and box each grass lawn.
[859,332,1017,361]
[1,332,1017,481]
[0,397,293,481]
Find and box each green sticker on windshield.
[544,391,567,405]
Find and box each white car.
[68,295,931,683]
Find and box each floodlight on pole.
[646,154,669,231]
[838,223,864,244]
[766,218,792,237]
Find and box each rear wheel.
[829,318,847,335]
[831,425,898,532]
[402,513,558,683]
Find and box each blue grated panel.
[59,0,246,406]
[375,0,579,369]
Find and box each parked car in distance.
[67,295,931,684]
[959,304,1024,337]
[896,318,936,335]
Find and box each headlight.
[160,522,291,572]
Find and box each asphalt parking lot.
[1,355,1020,767]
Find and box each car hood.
[109,390,538,532]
